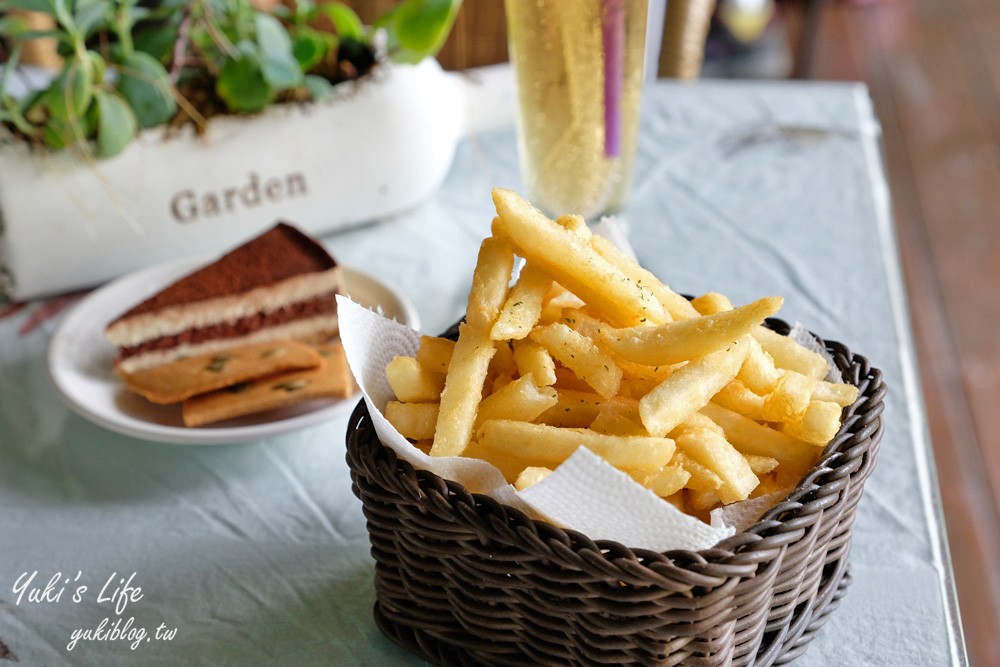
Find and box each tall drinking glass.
[505,0,648,220]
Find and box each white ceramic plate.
[48,258,419,445]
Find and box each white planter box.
[0,59,470,301]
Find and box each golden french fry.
[713,380,766,422]
[744,454,780,476]
[491,264,552,340]
[515,466,554,490]
[385,401,440,441]
[555,214,589,235]
[431,324,496,457]
[812,380,859,407]
[691,292,733,315]
[475,374,558,427]
[689,489,722,512]
[751,473,793,499]
[643,463,690,497]
[412,439,433,455]
[672,414,759,504]
[639,338,748,437]
[782,400,843,446]
[600,296,783,366]
[529,323,622,398]
[589,410,647,436]
[673,451,723,492]
[386,356,445,403]
[559,308,604,339]
[738,336,782,394]
[588,233,697,321]
[762,371,817,422]
[492,188,666,326]
[553,366,596,392]
[539,288,587,325]
[512,339,557,386]
[664,490,686,512]
[700,402,820,473]
[752,327,829,380]
[491,372,514,393]
[488,339,518,377]
[536,388,605,428]
[477,419,675,472]
[466,236,515,331]
[416,336,455,374]
[464,439,536,482]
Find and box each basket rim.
[347,315,886,569]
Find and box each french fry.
[536,388,605,427]
[691,292,733,315]
[639,337,748,437]
[751,473,792,499]
[477,419,675,472]
[672,414,759,504]
[752,327,829,380]
[416,336,455,374]
[744,454,780,476]
[512,339,557,386]
[553,366,596,392]
[464,439,537,482]
[491,264,551,340]
[588,233,697,321]
[689,489,722,512]
[643,463,690,497]
[700,402,819,473]
[515,466,554,490]
[431,324,496,457]
[385,356,445,403]
[600,297,782,366]
[589,410,647,436]
[488,339,518,377]
[762,371,817,422]
[529,323,622,399]
[673,451,723,492]
[812,380,859,407]
[555,214,589,236]
[491,372,514,393]
[385,401,440,441]
[466,236,515,331]
[738,336,782,394]
[475,374,558,427]
[412,440,433,455]
[713,380,766,422]
[664,491,686,512]
[492,188,666,326]
[782,400,843,446]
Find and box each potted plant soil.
[0,0,463,300]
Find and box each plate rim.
[47,258,418,445]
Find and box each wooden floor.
[786,1,1000,664]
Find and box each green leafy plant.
[0,0,461,157]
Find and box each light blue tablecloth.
[0,78,966,665]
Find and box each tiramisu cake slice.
[106,223,341,373]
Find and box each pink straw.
[602,0,625,157]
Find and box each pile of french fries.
[383,189,859,518]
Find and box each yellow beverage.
[506,0,648,219]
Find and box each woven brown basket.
[346,317,885,666]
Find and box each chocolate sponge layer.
[116,292,337,364]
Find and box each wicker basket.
[346,317,886,666]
